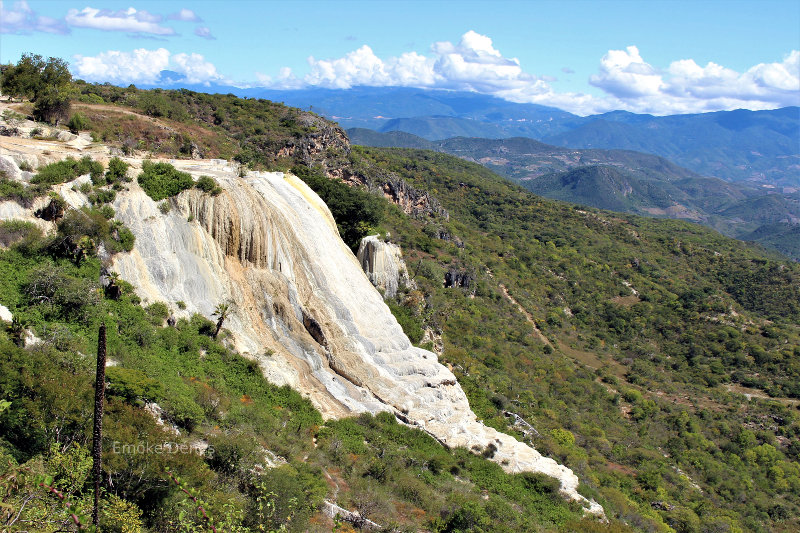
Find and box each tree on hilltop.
[1,53,73,124]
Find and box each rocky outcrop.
[277,113,352,173]
[356,235,413,299]
[444,268,474,289]
[278,119,449,220]
[0,139,602,515]
[342,167,449,220]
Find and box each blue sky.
[1,0,798,115]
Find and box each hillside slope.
[349,130,800,259]
[2,87,799,532]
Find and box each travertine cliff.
[356,235,413,299]
[0,135,602,514]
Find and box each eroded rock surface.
[356,235,413,299]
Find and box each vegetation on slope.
[349,146,800,532]
[2,71,798,531]
[0,160,591,532]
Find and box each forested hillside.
[348,130,800,260]
[1,81,799,532]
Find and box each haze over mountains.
[155,85,799,187]
[347,130,800,260]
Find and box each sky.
[1,0,799,115]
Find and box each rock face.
[356,235,413,299]
[278,119,449,221]
[444,268,474,289]
[0,138,602,514]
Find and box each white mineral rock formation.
[0,134,602,514]
[356,235,413,299]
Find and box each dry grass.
[74,102,234,159]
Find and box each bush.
[67,112,89,133]
[0,178,34,205]
[137,161,194,201]
[54,207,135,255]
[195,175,222,196]
[88,188,116,205]
[0,220,41,247]
[206,433,259,476]
[107,367,163,404]
[30,156,103,186]
[106,157,130,183]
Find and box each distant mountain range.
[348,129,800,260]
[142,82,799,185]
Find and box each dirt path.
[725,383,800,407]
[485,268,551,346]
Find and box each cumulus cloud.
[194,26,215,40]
[72,48,225,85]
[171,52,222,84]
[257,32,800,115]
[168,8,201,22]
[65,6,175,35]
[0,0,69,34]
[590,46,662,98]
[301,31,544,94]
[590,47,800,114]
[277,31,586,111]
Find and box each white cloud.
[65,6,175,35]
[589,46,663,98]
[194,26,215,40]
[172,52,222,84]
[72,48,224,86]
[0,0,69,34]
[590,47,800,114]
[168,8,201,22]
[257,32,799,115]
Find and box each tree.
[32,57,73,124]
[212,303,230,339]
[1,54,45,101]
[1,54,73,124]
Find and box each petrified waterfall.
[0,149,601,514]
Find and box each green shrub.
[0,220,41,248]
[195,175,222,196]
[54,207,134,255]
[66,112,89,133]
[106,157,130,183]
[98,205,115,220]
[0,178,34,205]
[30,159,78,186]
[88,188,116,205]
[137,161,193,201]
[30,156,103,186]
[206,433,259,476]
[107,366,163,404]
